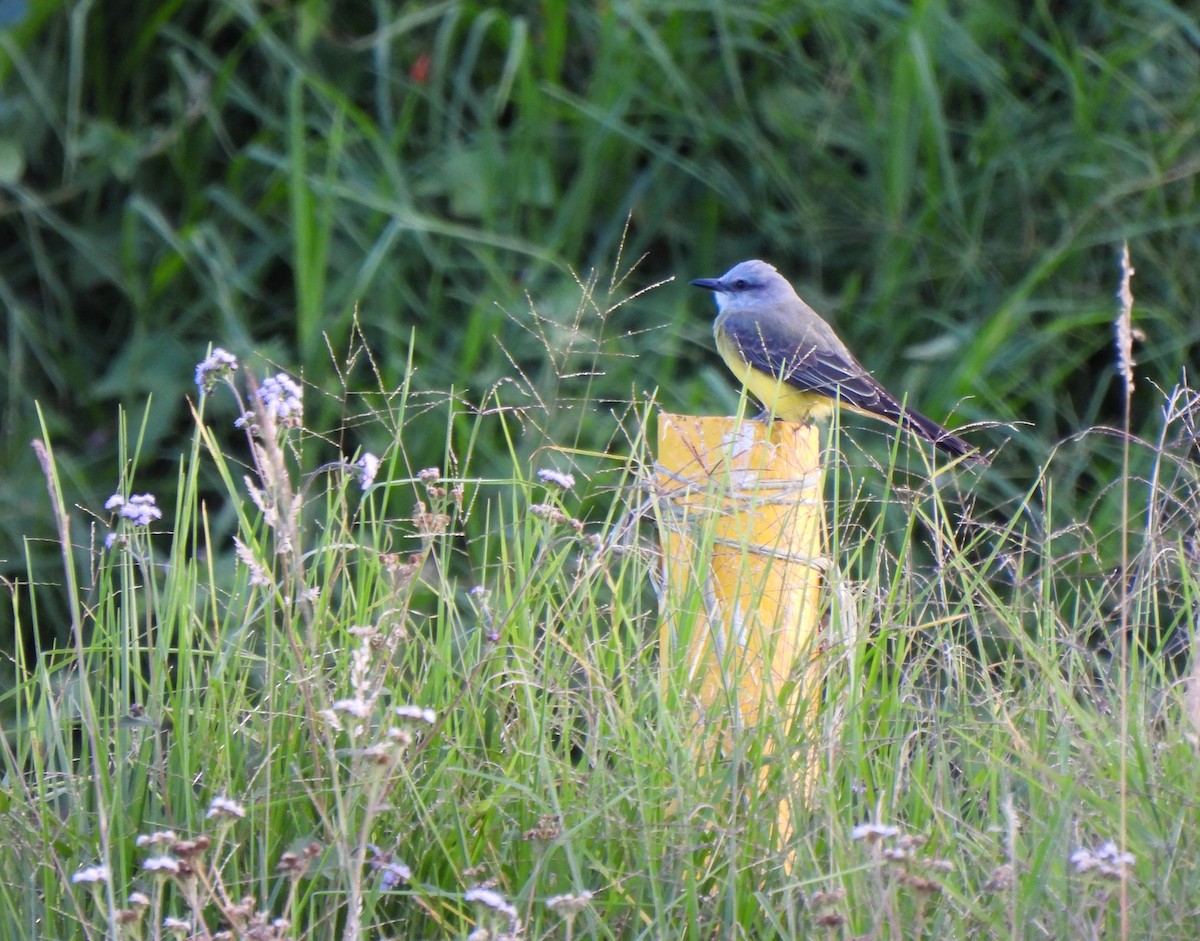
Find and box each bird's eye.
[732,278,748,290]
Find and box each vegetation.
[6,305,1200,938]
[2,1,1199,938]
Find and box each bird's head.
[690,259,795,313]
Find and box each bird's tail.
[900,406,988,466]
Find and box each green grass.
[3,262,1199,939]
[3,3,1200,937]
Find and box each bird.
[691,259,986,465]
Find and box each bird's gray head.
[690,259,797,313]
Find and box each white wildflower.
[332,698,372,719]
[537,468,576,490]
[71,865,110,884]
[142,856,182,874]
[394,705,436,725]
[206,796,247,820]
[464,886,517,920]
[356,452,381,490]
[1071,840,1135,879]
[135,830,177,848]
[851,822,902,843]
[546,890,593,917]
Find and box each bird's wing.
[722,315,906,421]
[720,311,984,462]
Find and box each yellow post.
[655,412,826,850]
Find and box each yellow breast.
[714,328,834,423]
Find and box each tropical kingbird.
[692,259,985,465]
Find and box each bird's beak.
[690,277,723,292]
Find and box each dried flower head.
[882,845,914,864]
[522,813,561,842]
[530,503,569,525]
[897,871,942,894]
[413,501,450,536]
[171,836,211,859]
[362,742,394,766]
[984,863,1015,892]
[382,552,423,589]
[114,909,142,926]
[808,889,845,909]
[226,895,256,925]
[277,842,322,878]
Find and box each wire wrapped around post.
[655,412,826,856]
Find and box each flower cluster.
[1070,840,1135,880]
[851,822,901,844]
[537,467,576,490]
[465,886,521,940]
[194,347,239,393]
[232,371,305,431]
[205,795,247,821]
[852,820,949,896]
[71,865,110,885]
[105,492,164,546]
[258,374,303,423]
[356,452,381,490]
[106,492,163,527]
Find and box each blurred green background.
[2,1,1198,645]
